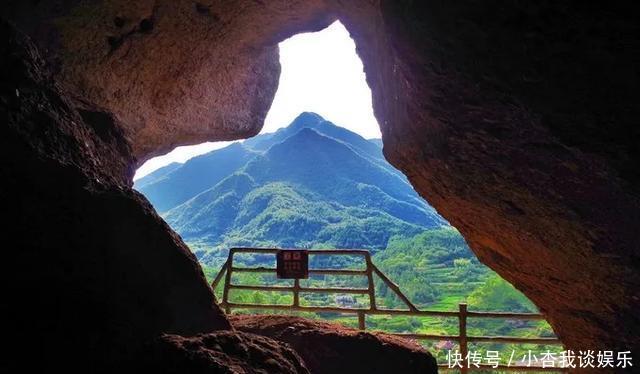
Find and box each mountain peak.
[290,112,325,128]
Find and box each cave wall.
[2,0,639,365]
[370,1,640,354]
[1,20,230,371]
[2,0,336,161]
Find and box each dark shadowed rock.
[1,20,229,372]
[136,331,309,373]
[230,315,438,374]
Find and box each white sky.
[134,21,379,180]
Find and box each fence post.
[222,250,234,314]
[358,311,366,331]
[459,303,468,374]
[365,253,377,310]
[293,278,300,307]
[210,259,228,291]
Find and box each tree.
[467,274,537,313]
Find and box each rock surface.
[230,315,438,374]
[2,0,639,364]
[1,20,229,372]
[1,0,335,160]
[137,331,309,373]
[372,1,640,355]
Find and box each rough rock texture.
[136,331,309,373]
[2,0,335,160]
[2,0,639,366]
[372,1,640,356]
[1,20,229,372]
[230,315,437,374]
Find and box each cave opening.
[133,20,557,363]
[6,1,638,371]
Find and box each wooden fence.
[211,247,565,373]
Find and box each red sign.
[276,250,309,279]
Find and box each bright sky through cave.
[262,21,379,136]
[135,21,379,180]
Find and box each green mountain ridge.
[244,127,429,217]
[135,143,258,212]
[135,162,183,189]
[137,113,446,260]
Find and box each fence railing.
[211,247,565,372]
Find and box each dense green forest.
[137,112,557,365]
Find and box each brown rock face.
[2,0,639,368]
[373,1,640,355]
[2,0,335,160]
[230,315,437,374]
[137,331,309,373]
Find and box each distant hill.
[136,112,447,261]
[134,143,257,212]
[134,162,182,189]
